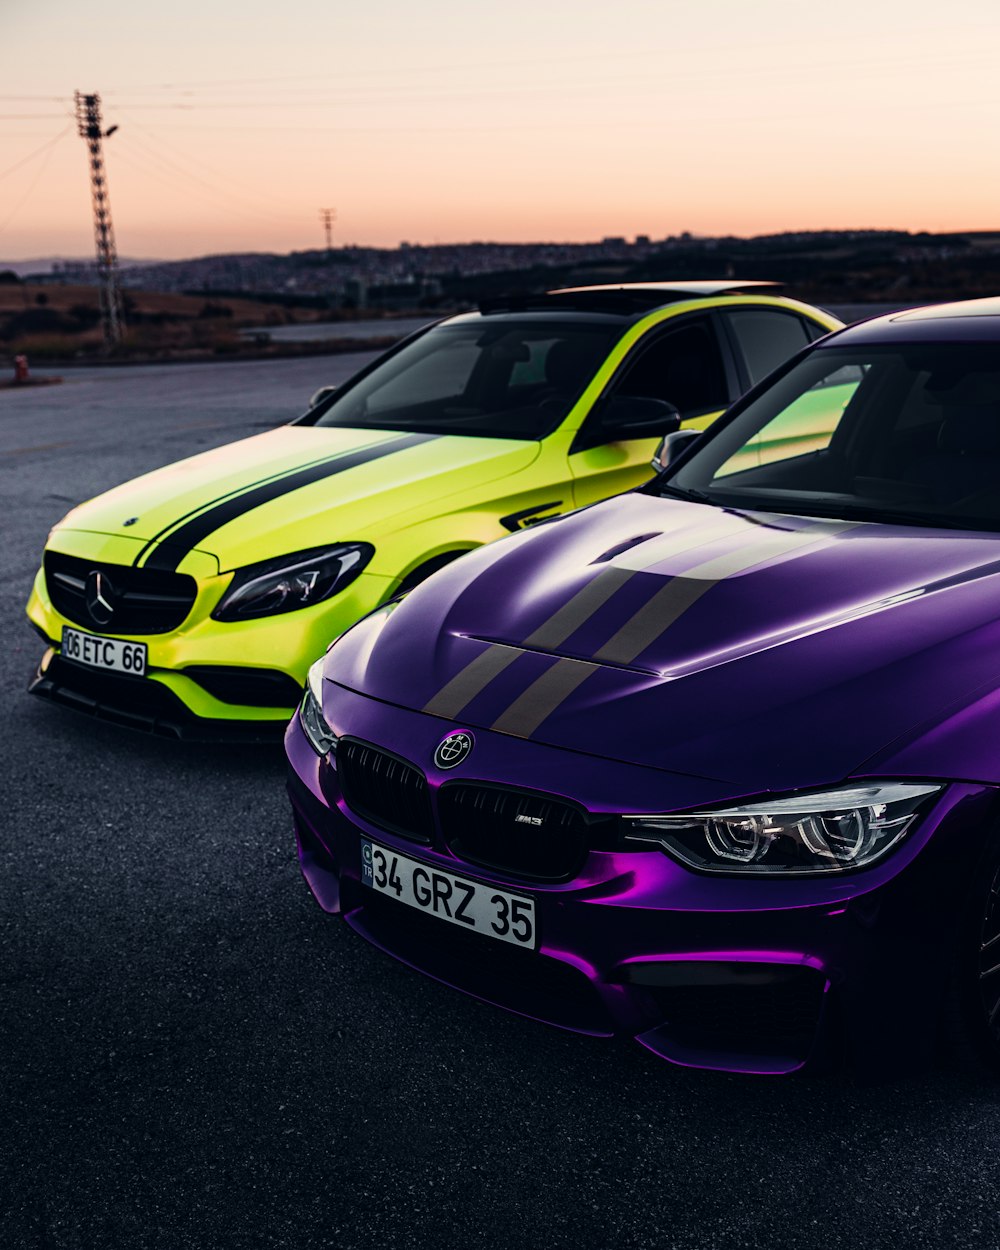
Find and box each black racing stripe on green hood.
[141,432,438,573]
[130,446,381,569]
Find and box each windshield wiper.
[752,500,979,532]
[834,505,984,532]
[654,483,984,530]
[655,482,717,506]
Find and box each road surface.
[0,355,997,1249]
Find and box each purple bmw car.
[286,297,1000,1076]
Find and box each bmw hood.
[52,425,539,573]
[325,493,1000,791]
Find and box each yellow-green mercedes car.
[26,282,840,738]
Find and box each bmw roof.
[829,296,1000,346]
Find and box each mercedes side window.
[613,320,728,416]
[726,309,812,386]
[570,319,727,453]
[804,316,832,342]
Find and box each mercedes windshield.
[305,317,620,441]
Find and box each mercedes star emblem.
[434,731,474,770]
[85,569,115,627]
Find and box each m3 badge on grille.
[434,730,474,770]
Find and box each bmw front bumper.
[285,684,994,1076]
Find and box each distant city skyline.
[3,0,1000,260]
[0,226,936,281]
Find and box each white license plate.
[361,841,536,950]
[61,626,147,676]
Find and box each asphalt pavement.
[238,316,435,343]
[2,356,1000,1250]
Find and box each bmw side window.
[727,310,812,386]
[721,318,864,474]
[810,362,867,391]
[715,362,869,477]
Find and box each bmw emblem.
[434,731,474,770]
[123,517,139,527]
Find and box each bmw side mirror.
[602,395,681,440]
[652,428,702,473]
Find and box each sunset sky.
[2,0,1000,260]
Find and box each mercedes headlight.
[299,657,338,756]
[212,543,374,621]
[622,782,943,875]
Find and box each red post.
[13,354,29,383]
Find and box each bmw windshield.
[307,316,620,440]
[663,343,1000,533]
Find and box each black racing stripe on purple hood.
[140,433,438,573]
[489,521,857,739]
[420,515,742,721]
[421,566,634,720]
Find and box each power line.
[113,129,293,226]
[96,55,673,92]
[115,109,303,210]
[95,38,1000,94]
[110,137,248,214]
[120,119,682,134]
[112,134,296,233]
[0,129,69,235]
[0,126,72,182]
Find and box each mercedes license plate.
[61,626,147,677]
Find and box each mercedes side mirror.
[601,395,681,440]
[651,428,702,473]
[308,384,338,409]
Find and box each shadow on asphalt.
[7,645,1000,1247]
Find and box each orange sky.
[3,0,1000,260]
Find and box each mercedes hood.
[52,425,539,573]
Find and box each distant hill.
[0,257,164,278]
[10,229,1000,309]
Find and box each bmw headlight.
[299,657,338,756]
[621,782,943,875]
[212,543,374,621]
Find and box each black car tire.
[946,834,1000,1074]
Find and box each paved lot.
[2,357,1000,1249]
[239,316,435,343]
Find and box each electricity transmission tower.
[319,206,336,252]
[74,91,125,348]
